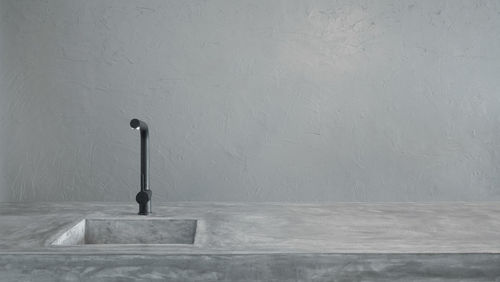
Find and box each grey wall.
[0,0,15,202]
[1,0,500,202]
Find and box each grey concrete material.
[0,0,15,203]
[3,202,500,281]
[3,202,500,254]
[51,218,86,246]
[53,218,197,245]
[3,0,500,203]
[2,253,500,281]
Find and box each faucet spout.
[130,118,152,215]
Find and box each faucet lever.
[136,190,152,215]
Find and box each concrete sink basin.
[51,218,197,246]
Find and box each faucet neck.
[130,118,152,215]
[140,128,149,192]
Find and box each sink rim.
[50,217,200,247]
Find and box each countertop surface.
[2,202,500,255]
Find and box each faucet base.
[136,190,152,215]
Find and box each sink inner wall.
[85,218,197,245]
[52,218,197,245]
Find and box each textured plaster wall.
[0,0,15,202]
[1,0,500,202]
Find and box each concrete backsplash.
[1,0,500,202]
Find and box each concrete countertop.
[2,202,500,255]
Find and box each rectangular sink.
[51,218,197,245]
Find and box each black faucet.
[130,118,152,215]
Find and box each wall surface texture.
[1,0,500,202]
[0,0,16,202]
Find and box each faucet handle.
[136,190,152,215]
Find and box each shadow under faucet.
[130,118,152,215]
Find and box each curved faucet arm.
[130,119,149,137]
